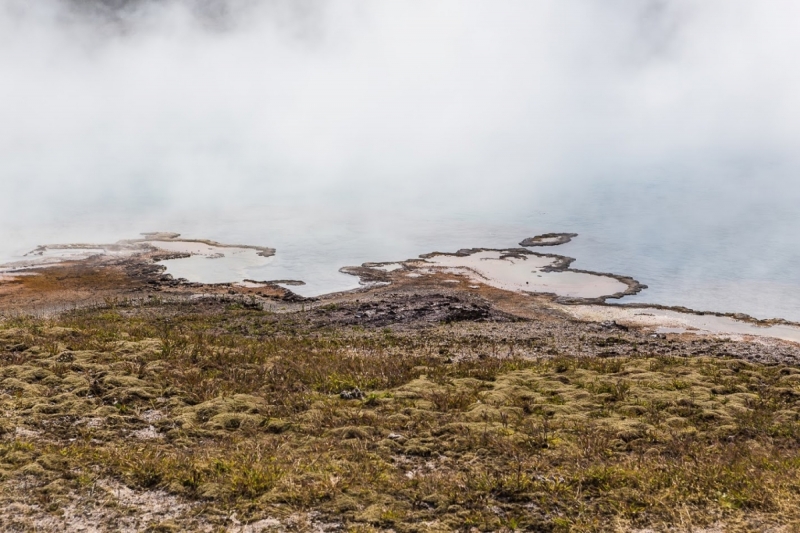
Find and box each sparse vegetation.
[1,299,800,531]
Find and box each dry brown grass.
[1,301,800,531]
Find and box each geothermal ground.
[1,236,800,531]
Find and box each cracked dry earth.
[2,288,800,531]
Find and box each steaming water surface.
[2,1,800,320]
[2,177,799,322]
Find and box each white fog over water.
[2,1,800,320]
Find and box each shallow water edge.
[2,232,799,344]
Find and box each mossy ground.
[1,298,800,531]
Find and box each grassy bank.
[1,300,800,531]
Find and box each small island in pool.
[519,232,578,247]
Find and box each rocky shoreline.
[3,232,800,344]
[24,232,276,260]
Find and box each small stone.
[339,388,365,400]
[56,351,74,362]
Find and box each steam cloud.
[2,0,799,251]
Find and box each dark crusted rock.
[313,293,518,328]
[281,290,308,302]
[519,233,578,247]
[340,388,365,400]
[600,320,629,331]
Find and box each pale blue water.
[2,168,799,321]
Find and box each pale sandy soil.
[406,250,630,299]
[557,304,800,344]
